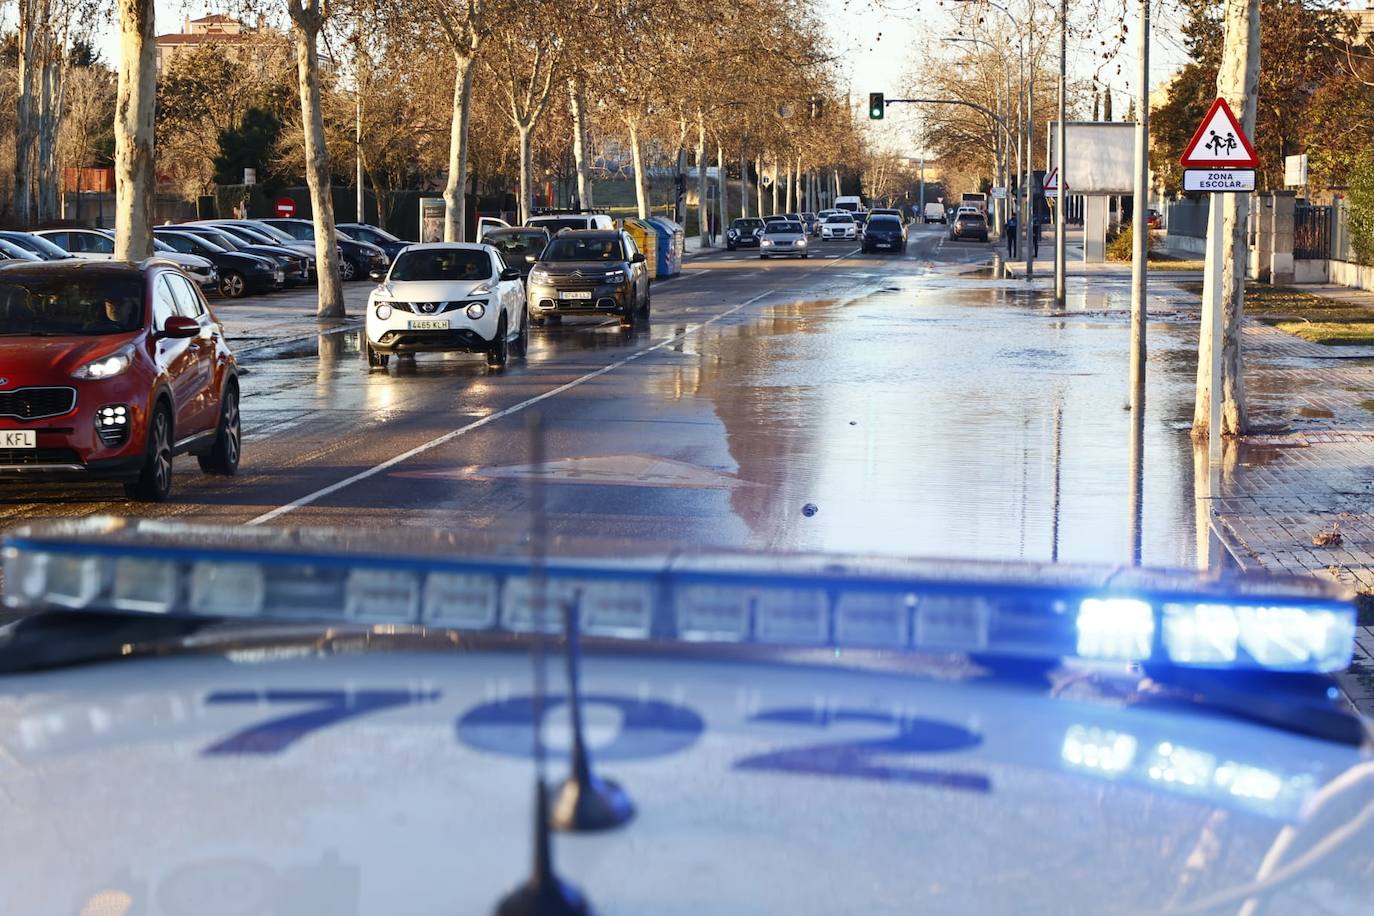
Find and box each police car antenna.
[493,413,591,916]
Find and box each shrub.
[1346,148,1374,265]
[1107,222,1158,261]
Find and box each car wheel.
[636,286,650,318]
[198,382,241,475]
[125,403,173,503]
[365,339,390,370]
[487,316,509,369]
[339,258,358,282]
[618,306,636,329]
[219,271,247,298]
[511,307,529,358]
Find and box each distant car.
[154,229,283,298]
[526,229,650,329]
[851,212,870,232]
[364,243,526,370]
[192,220,321,274]
[798,212,818,235]
[814,209,842,236]
[726,217,765,250]
[862,214,906,254]
[870,207,906,225]
[484,227,551,281]
[923,203,947,224]
[261,218,388,282]
[525,213,614,234]
[759,220,809,259]
[336,223,410,261]
[34,230,218,289]
[1147,209,1163,230]
[0,259,240,501]
[175,224,310,287]
[0,230,75,260]
[819,213,857,240]
[950,212,989,242]
[476,217,512,241]
[762,215,789,225]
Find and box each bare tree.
[15,0,42,226]
[426,0,487,241]
[486,0,563,223]
[286,0,345,317]
[113,0,155,260]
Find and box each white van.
[526,213,616,234]
[923,202,947,224]
[834,195,863,213]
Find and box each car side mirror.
[369,270,384,281]
[631,252,646,264]
[159,315,200,339]
[500,267,522,280]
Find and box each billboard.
[1046,122,1135,194]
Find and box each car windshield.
[0,275,143,335]
[826,215,853,223]
[389,248,491,281]
[541,237,624,261]
[959,214,985,224]
[487,232,547,258]
[528,218,589,234]
[353,224,401,243]
[2,233,70,259]
[766,222,802,234]
[869,217,900,227]
[734,220,762,229]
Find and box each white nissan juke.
[364,243,527,370]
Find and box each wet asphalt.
[0,226,1209,568]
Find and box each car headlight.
[251,261,273,272]
[374,303,392,320]
[529,268,550,284]
[469,281,494,295]
[72,346,133,380]
[604,269,627,283]
[761,239,773,246]
[797,238,807,246]
[466,303,486,320]
[727,228,738,238]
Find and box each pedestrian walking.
[1005,214,1018,258]
[1032,216,1041,258]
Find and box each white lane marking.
[245,289,777,525]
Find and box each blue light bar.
[0,518,1357,674]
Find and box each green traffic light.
[869,92,885,120]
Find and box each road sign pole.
[1055,0,1066,304]
[1129,0,1150,414]
[1203,191,1225,470]
[1024,18,1034,281]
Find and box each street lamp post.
[1055,0,1067,303]
[941,34,1017,236]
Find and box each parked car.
[861,214,907,253]
[484,227,551,282]
[33,229,219,289]
[154,229,284,298]
[0,230,75,260]
[0,259,240,500]
[336,223,411,261]
[950,211,990,242]
[174,224,310,286]
[526,229,650,329]
[818,213,858,240]
[364,243,526,370]
[261,218,389,282]
[477,217,513,240]
[0,239,43,262]
[525,213,613,234]
[759,220,809,259]
[726,217,765,250]
[192,220,320,271]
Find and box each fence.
[1166,197,1209,239]
[1294,205,1332,260]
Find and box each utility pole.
[1055,0,1067,303]
[1024,1,1034,280]
[1129,0,1150,412]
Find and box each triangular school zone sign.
[1180,97,1258,168]
[1043,168,1064,191]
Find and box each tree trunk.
[569,75,592,210]
[517,122,535,224]
[629,117,649,219]
[755,155,764,216]
[37,47,62,222]
[717,140,727,231]
[770,157,779,214]
[784,159,793,212]
[739,139,748,218]
[291,13,345,318]
[696,112,709,247]
[113,0,155,261]
[15,0,40,227]
[674,144,687,225]
[443,52,476,242]
[1193,0,1259,438]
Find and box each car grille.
[543,270,613,289]
[0,387,76,421]
[0,447,82,467]
[391,301,466,315]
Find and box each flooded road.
[0,226,1210,568]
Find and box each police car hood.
[0,642,1369,916]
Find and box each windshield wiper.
[0,610,212,674]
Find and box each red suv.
[0,260,241,501]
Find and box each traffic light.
[869,92,885,120]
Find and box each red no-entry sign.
[275,197,297,217]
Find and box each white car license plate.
[560,290,592,300]
[877,242,891,248]
[408,319,449,330]
[1,430,35,449]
